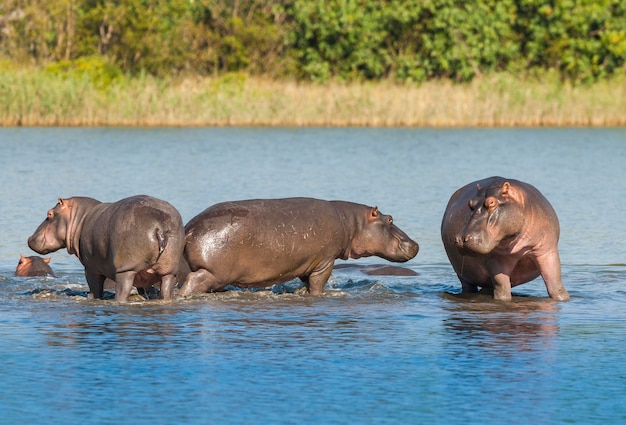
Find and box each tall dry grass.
[1,69,625,126]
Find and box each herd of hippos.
[15,176,570,303]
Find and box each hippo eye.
[47,210,54,220]
[485,197,498,210]
[387,216,393,225]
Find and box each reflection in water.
[443,293,560,355]
[438,294,563,420]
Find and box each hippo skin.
[28,195,185,301]
[15,255,56,277]
[180,197,419,296]
[441,177,570,301]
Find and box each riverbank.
[1,69,625,127]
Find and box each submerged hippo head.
[15,255,56,277]
[28,198,75,255]
[350,207,419,262]
[455,180,526,255]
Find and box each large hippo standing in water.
[28,195,185,301]
[180,197,419,296]
[15,255,56,277]
[441,177,569,301]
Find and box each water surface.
[1,127,625,424]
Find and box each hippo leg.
[460,276,479,293]
[160,274,176,301]
[537,251,570,301]
[306,264,334,296]
[486,258,514,301]
[179,269,220,296]
[85,271,106,300]
[115,271,137,302]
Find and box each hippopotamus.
[27,195,185,301]
[180,197,419,296]
[333,263,418,276]
[441,177,570,301]
[15,255,56,277]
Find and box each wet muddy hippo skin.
[441,177,570,301]
[28,195,185,301]
[15,255,56,277]
[180,197,419,296]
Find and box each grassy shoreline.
[1,69,625,127]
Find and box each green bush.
[0,0,624,82]
[44,56,123,88]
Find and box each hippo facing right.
[180,197,419,296]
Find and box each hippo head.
[455,180,526,255]
[28,198,72,255]
[350,207,419,262]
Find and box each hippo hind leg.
[160,274,176,301]
[459,276,479,293]
[179,269,221,296]
[115,270,137,302]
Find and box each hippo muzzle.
[454,231,496,256]
[399,238,419,260]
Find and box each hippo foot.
[549,287,570,302]
[127,293,147,302]
[294,286,310,296]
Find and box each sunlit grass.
[1,67,624,126]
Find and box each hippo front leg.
[537,251,570,301]
[486,257,514,301]
[115,271,136,302]
[85,270,106,300]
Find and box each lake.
[1,127,626,424]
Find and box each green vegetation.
[1,0,625,82]
[1,1,625,126]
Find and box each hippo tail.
[155,228,168,262]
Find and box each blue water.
[1,127,626,424]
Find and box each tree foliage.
[0,0,624,82]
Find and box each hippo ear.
[500,182,523,203]
[44,258,51,264]
[369,206,379,221]
[501,182,511,196]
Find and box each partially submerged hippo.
[28,195,185,301]
[441,177,569,301]
[15,255,56,277]
[180,197,419,296]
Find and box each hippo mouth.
[386,237,418,262]
[399,239,419,260]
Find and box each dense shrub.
[0,0,624,82]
